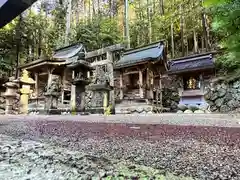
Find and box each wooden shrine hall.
[114,41,168,113]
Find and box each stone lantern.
[3,81,19,114]
[18,70,35,114]
[67,59,93,114]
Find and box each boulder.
[227,100,239,109]
[215,98,224,107]
[224,92,233,102]
[217,88,227,97]
[194,110,205,114]
[178,104,188,111]
[188,105,199,111]
[176,110,183,114]
[184,109,193,114]
[170,101,178,111]
[210,93,218,101]
[198,103,209,111]
[0,96,5,104]
[136,107,143,113]
[233,81,240,89]
[220,105,231,113]
[221,83,228,89]
[210,105,218,112]
[205,110,211,113]
[0,104,5,110]
[0,108,5,114]
[204,91,211,100]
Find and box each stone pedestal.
[87,84,112,114]
[75,86,86,113]
[3,82,19,115]
[44,94,60,114]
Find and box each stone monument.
[87,66,113,114]
[44,75,62,114]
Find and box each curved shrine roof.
[168,53,215,75]
[115,41,164,69]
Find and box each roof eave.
[167,66,215,75]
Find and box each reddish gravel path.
[0,114,240,146]
[0,114,240,179]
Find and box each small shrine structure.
[18,43,86,111]
[114,41,168,114]
[84,44,124,114]
[168,52,215,107]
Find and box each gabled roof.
[0,0,37,28]
[18,43,85,71]
[53,43,85,60]
[168,53,215,75]
[115,41,164,69]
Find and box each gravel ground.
[0,134,193,180]
[0,116,240,180]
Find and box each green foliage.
[205,0,240,70]
[74,16,122,51]
[0,0,239,75]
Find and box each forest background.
[0,0,239,78]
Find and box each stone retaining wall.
[205,79,240,113]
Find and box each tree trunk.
[109,0,112,18]
[147,0,152,43]
[38,30,42,58]
[92,0,96,17]
[97,0,100,14]
[193,29,198,53]
[88,0,91,23]
[160,0,164,15]
[201,0,210,50]
[201,35,204,51]
[15,14,23,79]
[124,0,130,49]
[65,0,72,45]
[171,22,174,58]
[180,4,184,56]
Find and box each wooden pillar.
[139,68,143,98]
[34,73,39,98]
[200,74,204,93]
[61,69,67,104]
[146,67,150,99]
[159,73,163,110]
[150,69,154,99]
[47,67,54,89]
[70,70,76,113]
[107,51,115,112]
[119,70,123,100]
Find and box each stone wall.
[161,75,180,112]
[205,79,240,113]
[0,92,5,114]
